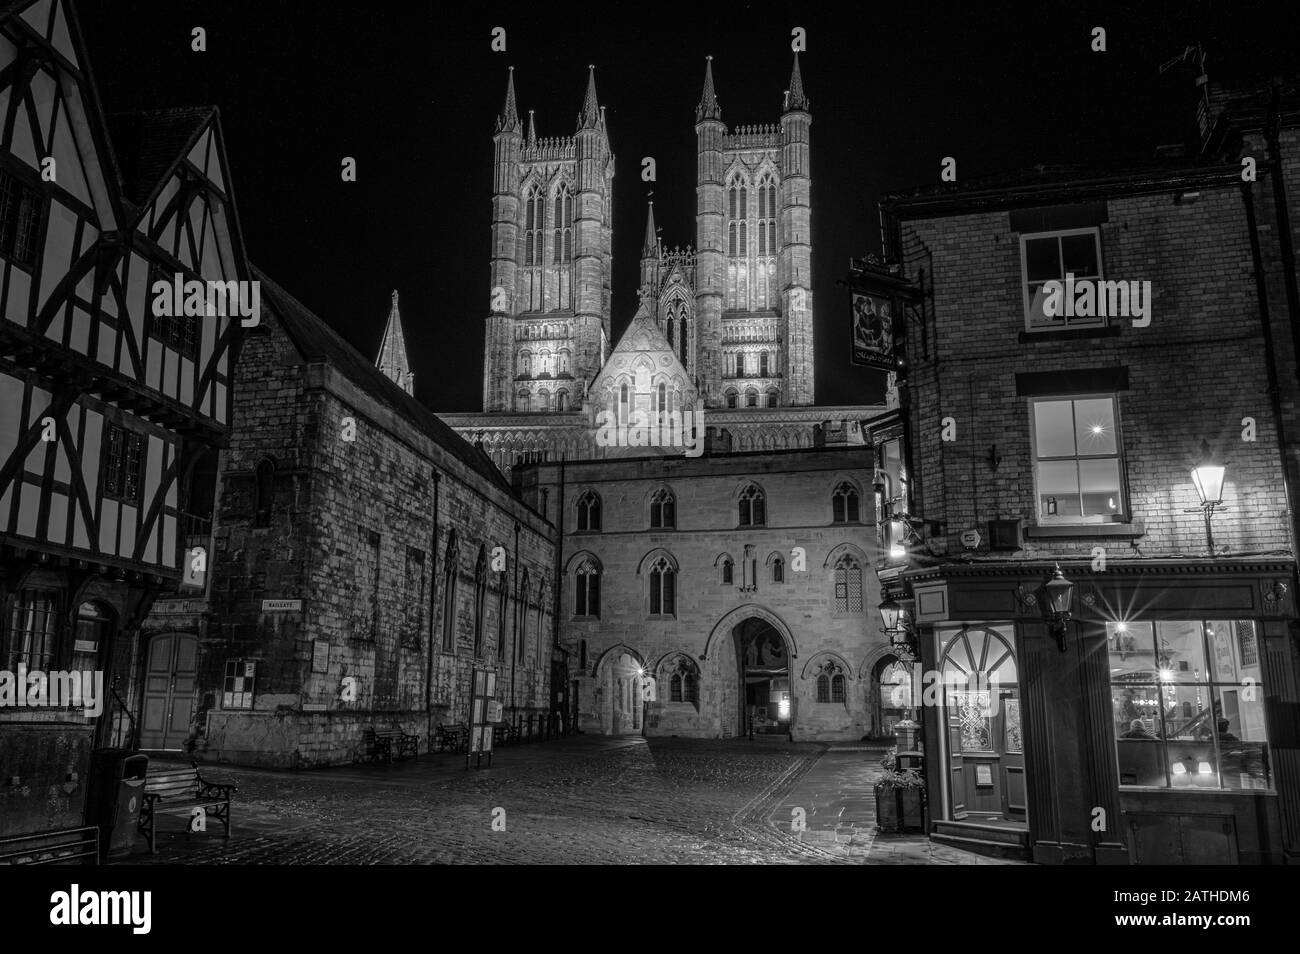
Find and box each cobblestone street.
[121,737,1017,865]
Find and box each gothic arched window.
[497,570,508,659]
[833,482,861,523]
[577,491,601,532]
[556,390,567,411]
[553,184,573,264]
[834,554,864,614]
[738,484,765,527]
[666,657,700,706]
[745,389,758,408]
[721,557,733,585]
[766,389,778,408]
[832,673,846,702]
[574,557,600,617]
[726,389,738,409]
[759,351,769,377]
[619,382,629,425]
[517,390,530,412]
[525,185,544,267]
[473,548,488,656]
[648,556,676,617]
[816,674,831,703]
[771,555,785,583]
[650,488,675,529]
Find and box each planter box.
[875,784,926,833]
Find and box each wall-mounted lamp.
[878,597,916,657]
[1018,564,1076,652]
[1186,440,1228,556]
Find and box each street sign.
[261,599,303,612]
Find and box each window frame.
[649,488,675,529]
[647,556,677,619]
[102,423,146,505]
[0,165,44,270]
[1029,393,1128,525]
[1019,226,1105,331]
[576,490,602,533]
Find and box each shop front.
[903,559,1298,865]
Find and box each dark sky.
[75,1,1296,411]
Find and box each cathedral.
[424,55,896,740]
[436,54,885,473]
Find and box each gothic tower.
[693,54,814,409]
[376,289,414,395]
[483,66,615,413]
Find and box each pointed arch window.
[574,557,600,618]
[516,569,530,664]
[650,488,675,529]
[440,531,459,652]
[556,391,567,411]
[816,674,831,703]
[577,490,601,532]
[524,185,544,266]
[473,548,488,656]
[834,554,864,614]
[619,382,629,425]
[833,482,861,523]
[553,184,573,264]
[721,557,733,585]
[648,556,676,617]
[497,570,508,659]
[759,351,769,377]
[746,389,758,408]
[766,389,779,408]
[738,484,765,527]
[771,555,785,583]
[726,389,738,409]
[666,657,700,706]
[517,390,531,412]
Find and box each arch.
[822,541,870,569]
[940,625,1019,685]
[634,547,679,576]
[831,477,863,523]
[647,485,675,529]
[591,642,646,679]
[563,549,603,575]
[859,643,901,680]
[800,650,856,681]
[576,489,601,531]
[702,605,799,661]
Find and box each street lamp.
[878,597,915,656]
[1035,564,1076,653]
[1188,440,1227,556]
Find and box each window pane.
[1113,687,1167,786]
[1106,621,1157,679]
[1072,398,1117,455]
[1033,401,1076,458]
[1212,687,1271,790]
[1155,620,1208,684]
[1037,460,1080,516]
[1161,684,1213,742]
[1061,232,1099,277]
[1024,237,1061,282]
[1078,458,1121,516]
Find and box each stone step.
[932,819,1029,846]
[930,830,1033,861]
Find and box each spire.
[578,64,600,128]
[527,108,536,145]
[785,52,808,112]
[696,55,721,122]
[376,290,414,396]
[642,200,658,256]
[496,67,521,134]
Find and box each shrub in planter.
[875,747,926,832]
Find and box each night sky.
[74,1,1296,411]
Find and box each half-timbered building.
[0,0,246,837]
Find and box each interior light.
[1091,425,1104,435]
[1197,762,1213,775]
[1172,762,1187,775]
[1115,622,1128,633]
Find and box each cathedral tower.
[693,53,814,409]
[483,66,615,414]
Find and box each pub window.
[103,424,145,504]
[1031,395,1125,523]
[1021,227,1104,330]
[649,488,675,529]
[0,168,42,267]
[738,484,765,527]
[1108,619,1271,791]
[833,554,863,613]
[222,659,256,710]
[648,556,676,617]
[577,490,601,532]
[832,481,861,523]
[4,589,58,670]
[574,558,600,618]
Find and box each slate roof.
[253,268,516,497]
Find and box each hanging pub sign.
[846,255,922,371]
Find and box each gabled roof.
[106,106,214,207]
[254,268,516,497]
[591,302,692,394]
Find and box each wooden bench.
[436,721,468,752]
[139,763,235,854]
[364,724,420,763]
[0,826,99,865]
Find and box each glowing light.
[1091,425,1104,435]
[889,543,906,560]
[1197,761,1213,775]
[1115,622,1128,634]
[1172,762,1187,775]
[1159,668,1174,682]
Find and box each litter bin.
[85,749,149,860]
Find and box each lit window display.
[1107,620,1270,790]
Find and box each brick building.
[515,447,890,742]
[142,274,557,769]
[870,75,1300,864]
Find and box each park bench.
[492,723,519,746]
[139,763,235,854]
[436,721,468,752]
[364,724,420,763]
[0,826,99,865]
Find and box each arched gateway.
[703,606,799,738]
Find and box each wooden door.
[947,705,967,818]
[139,634,197,750]
[1000,694,1027,819]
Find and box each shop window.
[1107,619,1271,791]
[1031,395,1125,523]
[4,589,58,670]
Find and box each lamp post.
[1035,564,1077,653]
[1187,440,1227,556]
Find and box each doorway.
[735,618,790,736]
[940,626,1025,823]
[602,650,642,736]
[139,633,198,750]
